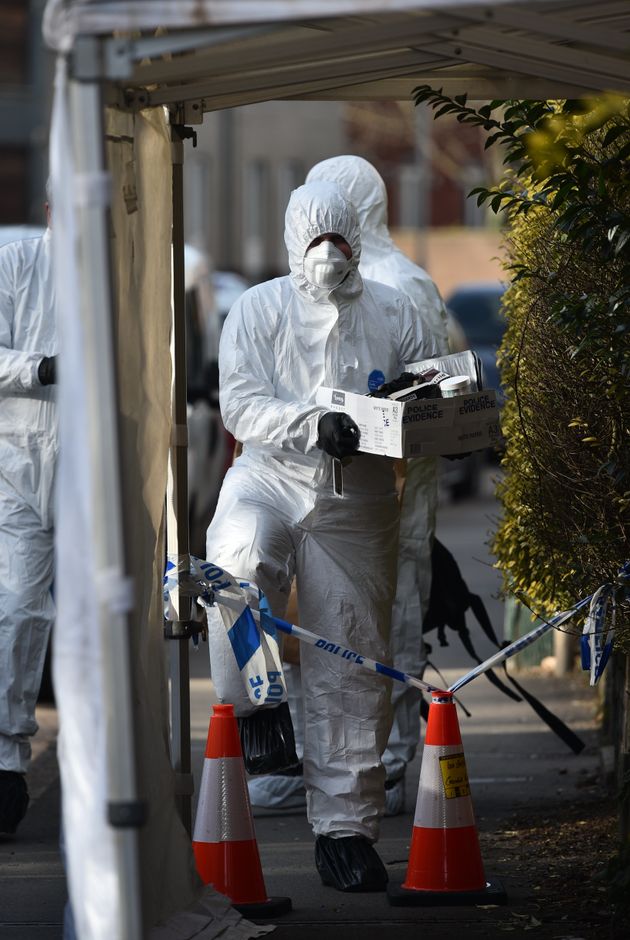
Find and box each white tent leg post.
[68,74,144,937]
[165,123,193,835]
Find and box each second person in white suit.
[249,156,449,818]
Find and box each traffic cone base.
[388,691,507,907]
[193,704,291,916]
[231,896,293,919]
[388,878,507,907]
[403,825,485,893]
[193,839,267,904]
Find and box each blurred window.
[0,147,27,223]
[185,154,213,255]
[243,158,269,276]
[461,165,486,228]
[276,159,303,264]
[0,3,28,85]
[398,164,427,228]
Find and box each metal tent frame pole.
[68,63,144,939]
[165,123,193,835]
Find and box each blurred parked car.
[446,281,507,397]
[439,281,507,500]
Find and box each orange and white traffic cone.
[193,703,292,917]
[388,690,506,905]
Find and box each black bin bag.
[238,701,299,775]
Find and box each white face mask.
[303,240,351,290]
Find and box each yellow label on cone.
[439,752,471,799]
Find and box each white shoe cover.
[248,774,306,816]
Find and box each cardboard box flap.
[405,349,483,391]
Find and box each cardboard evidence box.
[316,386,501,458]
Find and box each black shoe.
[315,834,388,892]
[0,771,29,835]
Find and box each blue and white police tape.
[214,590,440,696]
[164,555,440,696]
[580,562,630,686]
[449,562,630,693]
[164,555,232,609]
[448,602,592,694]
[164,556,630,698]
[165,554,288,708]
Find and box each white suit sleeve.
[219,291,324,453]
[397,297,442,369]
[0,249,43,392]
[401,272,450,356]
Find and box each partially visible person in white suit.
[0,198,57,835]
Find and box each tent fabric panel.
[104,104,201,927]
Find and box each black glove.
[368,372,417,398]
[37,355,57,386]
[316,412,360,460]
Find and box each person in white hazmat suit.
[206,180,439,891]
[0,212,57,834]
[249,156,450,818]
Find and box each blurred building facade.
[0,0,52,224]
[184,98,499,285]
[1,3,500,289]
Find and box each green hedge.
[413,91,630,651]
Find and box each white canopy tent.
[42,2,629,938]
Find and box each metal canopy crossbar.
[64,2,630,110]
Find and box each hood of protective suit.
[305,156,392,253]
[306,156,449,354]
[284,181,362,302]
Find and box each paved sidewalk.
[2,479,622,938]
[245,669,617,939]
[1,668,616,939]
[0,708,66,939]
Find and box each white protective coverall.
[306,156,450,795]
[206,181,439,839]
[0,229,57,773]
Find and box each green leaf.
[412,85,434,101]
[485,131,504,149]
[550,182,576,210]
[434,103,456,119]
